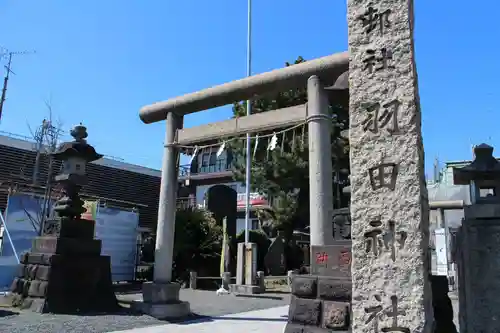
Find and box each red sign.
[316,252,328,264]
[236,193,268,207]
[339,250,351,265]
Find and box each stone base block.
[284,323,350,333]
[136,282,190,319]
[229,284,264,294]
[142,282,181,303]
[132,301,190,319]
[9,253,117,313]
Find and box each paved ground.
[109,305,289,333]
[0,290,459,333]
[0,290,290,333]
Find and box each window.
[75,164,81,171]
[201,153,210,167]
[63,161,71,172]
[479,187,496,198]
[209,152,217,166]
[252,219,259,230]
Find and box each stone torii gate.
[137,52,348,318]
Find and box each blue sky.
[1,0,498,178]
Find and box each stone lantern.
[43,124,103,234]
[453,143,500,204]
[324,70,349,108]
[452,143,500,332]
[7,125,118,314]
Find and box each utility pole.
[0,49,36,122]
[433,156,440,183]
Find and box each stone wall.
[285,275,351,333]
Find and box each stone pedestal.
[284,275,352,333]
[284,244,354,332]
[451,144,500,332]
[132,282,190,319]
[7,218,118,313]
[457,204,500,333]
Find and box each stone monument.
[230,242,264,294]
[264,232,286,276]
[347,0,433,332]
[7,124,118,313]
[453,143,500,333]
[206,185,237,242]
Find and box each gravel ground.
[0,289,290,333]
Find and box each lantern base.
[6,218,118,314]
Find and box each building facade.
[177,148,268,235]
[0,131,161,231]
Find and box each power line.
[0,49,36,122]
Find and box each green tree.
[140,208,223,283]
[173,208,223,281]
[229,57,349,241]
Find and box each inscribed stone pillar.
[347,1,433,332]
[244,242,257,286]
[236,242,245,285]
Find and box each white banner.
[0,193,139,287]
[435,228,448,276]
[95,206,139,282]
[0,193,52,290]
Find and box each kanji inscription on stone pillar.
[347,0,433,332]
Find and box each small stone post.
[347,0,433,332]
[287,270,298,289]
[256,271,265,291]
[221,272,231,290]
[189,271,197,289]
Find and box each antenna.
[0,48,36,122]
[433,156,439,183]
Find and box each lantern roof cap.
[453,143,500,185]
[52,124,103,162]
